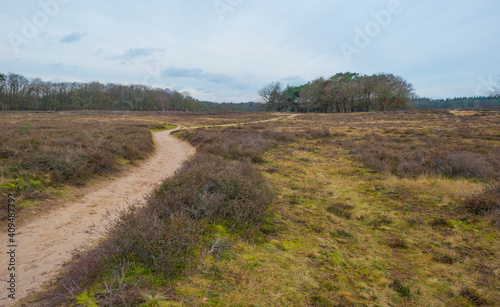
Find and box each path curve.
[0,129,195,306]
[0,113,298,306]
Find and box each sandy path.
[0,129,195,306]
[0,114,297,305]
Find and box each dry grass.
[56,110,282,127]
[0,111,283,220]
[22,110,500,306]
[0,112,156,219]
[173,137,499,306]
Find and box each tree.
[283,85,304,112]
[300,78,327,112]
[156,88,171,111]
[492,79,500,97]
[258,82,286,111]
[0,73,6,108]
[372,74,414,111]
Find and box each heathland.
[1,110,499,306]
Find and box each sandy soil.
[0,128,195,306]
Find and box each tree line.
[412,96,500,109]
[259,72,416,113]
[0,72,263,112]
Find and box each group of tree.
[0,72,262,112]
[258,72,416,113]
[412,96,500,109]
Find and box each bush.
[353,145,494,180]
[464,183,500,226]
[181,126,279,163]
[150,153,272,228]
[442,152,492,179]
[326,201,354,219]
[109,209,201,277]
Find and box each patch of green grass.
[148,124,177,132]
[19,123,32,132]
[75,291,99,307]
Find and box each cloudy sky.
[1,0,499,102]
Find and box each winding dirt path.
[0,114,298,306]
[0,128,195,306]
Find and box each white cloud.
[0,0,499,101]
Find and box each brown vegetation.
[33,115,288,305]
[0,112,155,219]
[22,110,500,306]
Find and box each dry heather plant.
[150,153,272,227]
[0,114,155,219]
[464,183,500,226]
[36,120,282,305]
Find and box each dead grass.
[0,112,155,219]
[162,111,499,306]
[23,110,500,306]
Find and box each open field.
[3,110,499,306]
[0,111,278,221]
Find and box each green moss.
[75,291,99,306]
[16,200,40,209]
[0,177,41,193]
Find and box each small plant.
[75,291,99,307]
[391,279,412,298]
[386,237,408,249]
[464,183,500,214]
[140,293,171,307]
[464,183,500,226]
[326,201,354,219]
[460,286,489,306]
[19,123,31,132]
[428,217,452,227]
[369,215,393,227]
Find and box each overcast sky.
[1,0,499,102]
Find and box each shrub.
[369,215,393,227]
[428,217,452,227]
[464,183,500,214]
[442,152,492,179]
[391,279,413,298]
[326,201,354,219]
[460,286,489,306]
[464,183,500,226]
[109,208,201,277]
[150,153,272,228]
[181,126,279,163]
[386,237,408,249]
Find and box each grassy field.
[0,111,279,220]
[19,110,500,306]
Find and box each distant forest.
[0,72,262,112]
[412,96,500,109]
[1,72,498,112]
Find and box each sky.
[1,0,499,102]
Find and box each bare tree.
[492,79,500,97]
[258,82,286,111]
